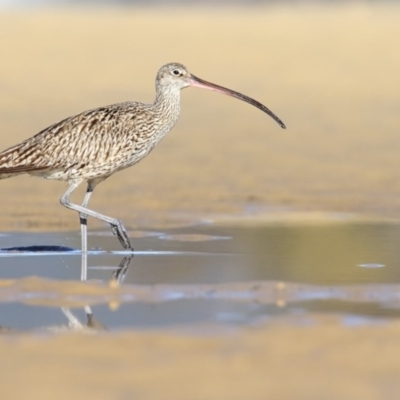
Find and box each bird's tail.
[0,141,44,179]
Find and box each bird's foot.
[111,221,134,252]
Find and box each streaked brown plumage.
[0,62,285,256]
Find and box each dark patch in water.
[0,245,76,253]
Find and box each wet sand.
[1,314,400,400]
[1,3,400,399]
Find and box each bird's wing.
[0,102,139,175]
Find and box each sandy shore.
[1,314,400,400]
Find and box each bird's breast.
[116,118,176,171]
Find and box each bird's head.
[156,63,192,90]
[156,62,286,129]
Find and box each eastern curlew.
[0,63,286,256]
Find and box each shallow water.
[1,220,400,332]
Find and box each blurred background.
[0,0,399,231]
[0,3,400,400]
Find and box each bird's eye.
[172,69,181,76]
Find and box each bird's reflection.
[112,255,133,283]
[0,254,134,334]
[60,306,106,331]
[61,254,134,332]
[0,243,134,333]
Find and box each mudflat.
[0,4,400,400]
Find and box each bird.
[0,62,286,255]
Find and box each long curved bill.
[189,74,286,129]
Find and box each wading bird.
[0,63,285,256]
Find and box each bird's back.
[0,101,163,182]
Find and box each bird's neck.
[153,84,181,130]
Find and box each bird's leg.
[80,184,94,254]
[79,184,94,281]
[110,223,133,251]
[60,182,134,251]
[81,246,88,281]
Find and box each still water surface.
[1,221,400,331]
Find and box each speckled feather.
[0,63,184,184]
